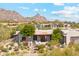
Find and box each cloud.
[51,6,79,22]
[64,6,79,11]
[19,6,29,10]
[52,6,79,15]
[63,6,79,22]
[51,10,73,15]
[43,9,47,12]
[53,3,64,5]
[34,8,39,12]
[34,8,47,12]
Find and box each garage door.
[70,37,79,44]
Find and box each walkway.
[26,42,38,56]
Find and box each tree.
[20,24,35,46]
[20,24,35,36]
[16,24,25,31]
[20,24,35,43]
[51,28,63,43]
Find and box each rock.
[18,49,22,52]
[3,45,7,48]
[14,46,19,51]
[14,43,18,47]
[7,45,11,48]
[8,49,14,53]
[0,52,6,56]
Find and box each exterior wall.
[65,35,71,45]
[13,34,22,43]
[70,37,79,44]
[65,35,79,45]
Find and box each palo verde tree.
[51,28,63,43]
[16,24,25,31]
[20,24,35,40]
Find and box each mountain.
[0,9,47,22]
[0,9,25,22]
[25,13,47,22]
[33,13,47,22]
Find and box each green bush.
[37,44,45,54]
[37,44,45,50]
[68,43,79,52]
[51,28,63,42]
[63,48,75,56]
[47,40,60,47]
[47,48,64,56]
[74,44,79,52]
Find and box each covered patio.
[33,30,53,43]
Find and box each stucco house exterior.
[13,29,79,45]
[35,23,71,30]
[62,29,79,45]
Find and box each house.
[35,23,71,30]
[13,30,53,45]
[13,29,79,45]
[63,23,71,29]
[33,30,52,42]
[62,29,79,45]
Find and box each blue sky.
[0,3,79,22]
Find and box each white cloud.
[51,6,79,22]
[64,6,79,11]
[53,3,64,5]
[34,8,39,12]
[43,9,47,12]
[63,6,79,22]
[51,10,72,15]
[52,6,79,15]
[51,10,64,14]
[19,6,29,10]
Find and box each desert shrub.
[37,44,45,53]
[73,44,79,52]
[43,47,75,56]
[6,52,16,56]
[37,44,45,50]
[0,45,8,52]
[1,48,8,52]
[47,48,64,56]
[19,42,27,50]
[38,49,44,53]
[46,42,51,47]
[63,47,75,56]
[68,42,75,48]
[40,48,49,56]
[68,43,79,52]
[47,40,60,48]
